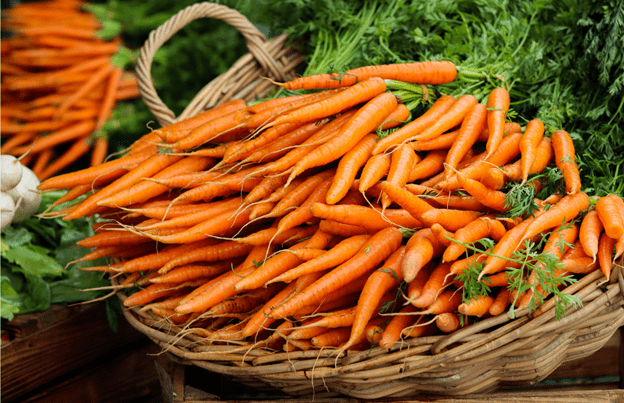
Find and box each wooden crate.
[157,327,624,402]
[1,302,166,403]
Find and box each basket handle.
[136,2,291,127]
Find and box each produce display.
[0,0,139,179]
[37,61,624,352]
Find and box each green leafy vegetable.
[1,192,112,322]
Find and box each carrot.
[378,103,411,131]
[458,294,494,317]
[319,220,369,237]
[276,61,457,91]
[37,146,157,191]
[264,170,335,219]
[158,240,254,274]
[431,223,455,247]
[139,204,254,245]
[519,192,591,245]
[206,284,280,317]
[358,153,392,193]
[597,232,616,280]
[326,133,377,204]
[456,171,509,212]
[233,225,318,247]
[12,120,96,155]
[343,246,406,349]
[489,287,511,316]
[90,135,109,168]
[615,235,624,262]
[419,208,482,232]
[37,137,91,181]
[97,156,215,208]
[95,66,122,130]
[561,257,599,274]
[596,194,624,240]
[150,261,233,284]
[410,262,453,308]
[551,130,581,195]
[380,144,418,209]
[406,262,436,303]
[234,230,333,291]
[240,121,327,166]
[407,149,446,182]
[31,148,54,177]
[288,248,327,261]
[136,198,243,231]
[435,312,462,333]
[287,91,398,183]
[518,119,545,184]
[267,227,402,320]
[402,229,443,283]
[56,63,114,117]
[266,234,371,285]
[421,289,463,315]
[402,317,438,338]
[378,304,419,348]
[274,175,334,236]
[436,131,522,191]
[404,184,488,212]
[411,94,478,141]
[271,77,387,128]
[579,210,604,261]
[309,203,422,231]
[442,215,496,262]
[261,109,358,175]
[478,216,537,280]
[479,167,505,190]
[378,181,435,222]
[372,95,456,155]
[124,280,204,308]
[444,103,488,179]
[174,245,273,314]
[485,87,510,157]
[310,327,352,347]
[63,152,185,220]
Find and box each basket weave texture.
[121,3,624,399]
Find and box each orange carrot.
[378,304,419,348]
[309,203,421,231]
[267,227,402,320]
[579,210,604,261]
[407,149,447,182]
[373,95,456,155]
[597,232,616,280]
[266,234,371,285]
[485,87,510,157]
[381,144,418,209]
[271,77,387,127]
[234,229,333,291]
[456,171,509,212]
[551,130,581,195]
[458,294,494,317]
[359,155,391,195]
[410,262,453,308]
[402,229,443,283]
[159,240,254,274]
[411,94,478,141]
[326,133,377,204]
[444,103,488,179]
[287,91,397,183]
[276,61,457,90]
[519,192,591,245]
[419,208,482,232]
[596,194,624,240]
[489,287,511,316]
[38,137,91,180]
[442,215,496,262]
[343,246,406,349]
[518,119,545,184]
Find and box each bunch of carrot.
[37,60,624,353]
[1,0,139,180]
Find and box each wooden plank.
[185,389,624,402]
[2,304,74,338]
[20,341,169,403]
[1,302,147,403]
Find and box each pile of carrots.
[1,0,139,180]
[38,60,624,353]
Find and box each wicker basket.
[117,3,624,399]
